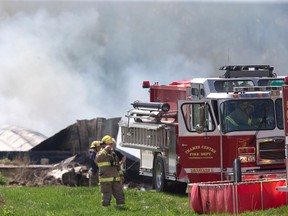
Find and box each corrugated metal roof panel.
[0,125,47,151]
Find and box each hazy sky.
[0,1,288,136]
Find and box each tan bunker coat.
[96,148,125,206]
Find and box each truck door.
[177,100,222,182]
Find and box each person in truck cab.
[225,101,254,129]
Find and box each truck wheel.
[153,155,166,192]
[173,182,187,194]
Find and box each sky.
[0,1,288,137]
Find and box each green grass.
[0,186,288,216]
[0,186,190,216]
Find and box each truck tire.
[153,155,167,192]
[173,182,187,194]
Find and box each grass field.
[0,186,190,216]
[1,185,288,216]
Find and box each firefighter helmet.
[101,135,114,144]
[90,140,101,148]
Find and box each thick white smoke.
[0,1,287,136]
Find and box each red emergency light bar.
[142,80,150,88]
[233,93,270,98]
[232,86,281,98]
[234,86,282,92]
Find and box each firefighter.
[89,141,100,173]
[88,140,102,186]
[97,135,125,207]
[226,101,254,128]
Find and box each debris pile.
[4,154,90,187]
[3,154,151,190]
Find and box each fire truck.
[119,65,286,192]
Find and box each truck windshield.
[220,99,276,133]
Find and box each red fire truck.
[119,65,286,192]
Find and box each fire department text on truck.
[184,145,216,160]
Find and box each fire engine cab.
[119,65,286,192]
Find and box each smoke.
[0,1,287,136]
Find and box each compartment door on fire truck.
[177,100,222,182]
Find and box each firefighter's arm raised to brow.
[96,147,110,163]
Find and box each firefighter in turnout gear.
[88,140,102,186]
[225,101,254,129]
[89,140,101,173]
[97,135,125,207]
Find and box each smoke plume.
[0,1,287,136]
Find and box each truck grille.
[257,137,285,165]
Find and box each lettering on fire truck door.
[177,100,221,176]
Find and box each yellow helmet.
[101,135,114,144]
[90,140,101,148]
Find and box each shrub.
[0,173,8,185]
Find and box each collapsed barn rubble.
[0,118,142,187]
[30,117,121,164]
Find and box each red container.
[188,179,286,214]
